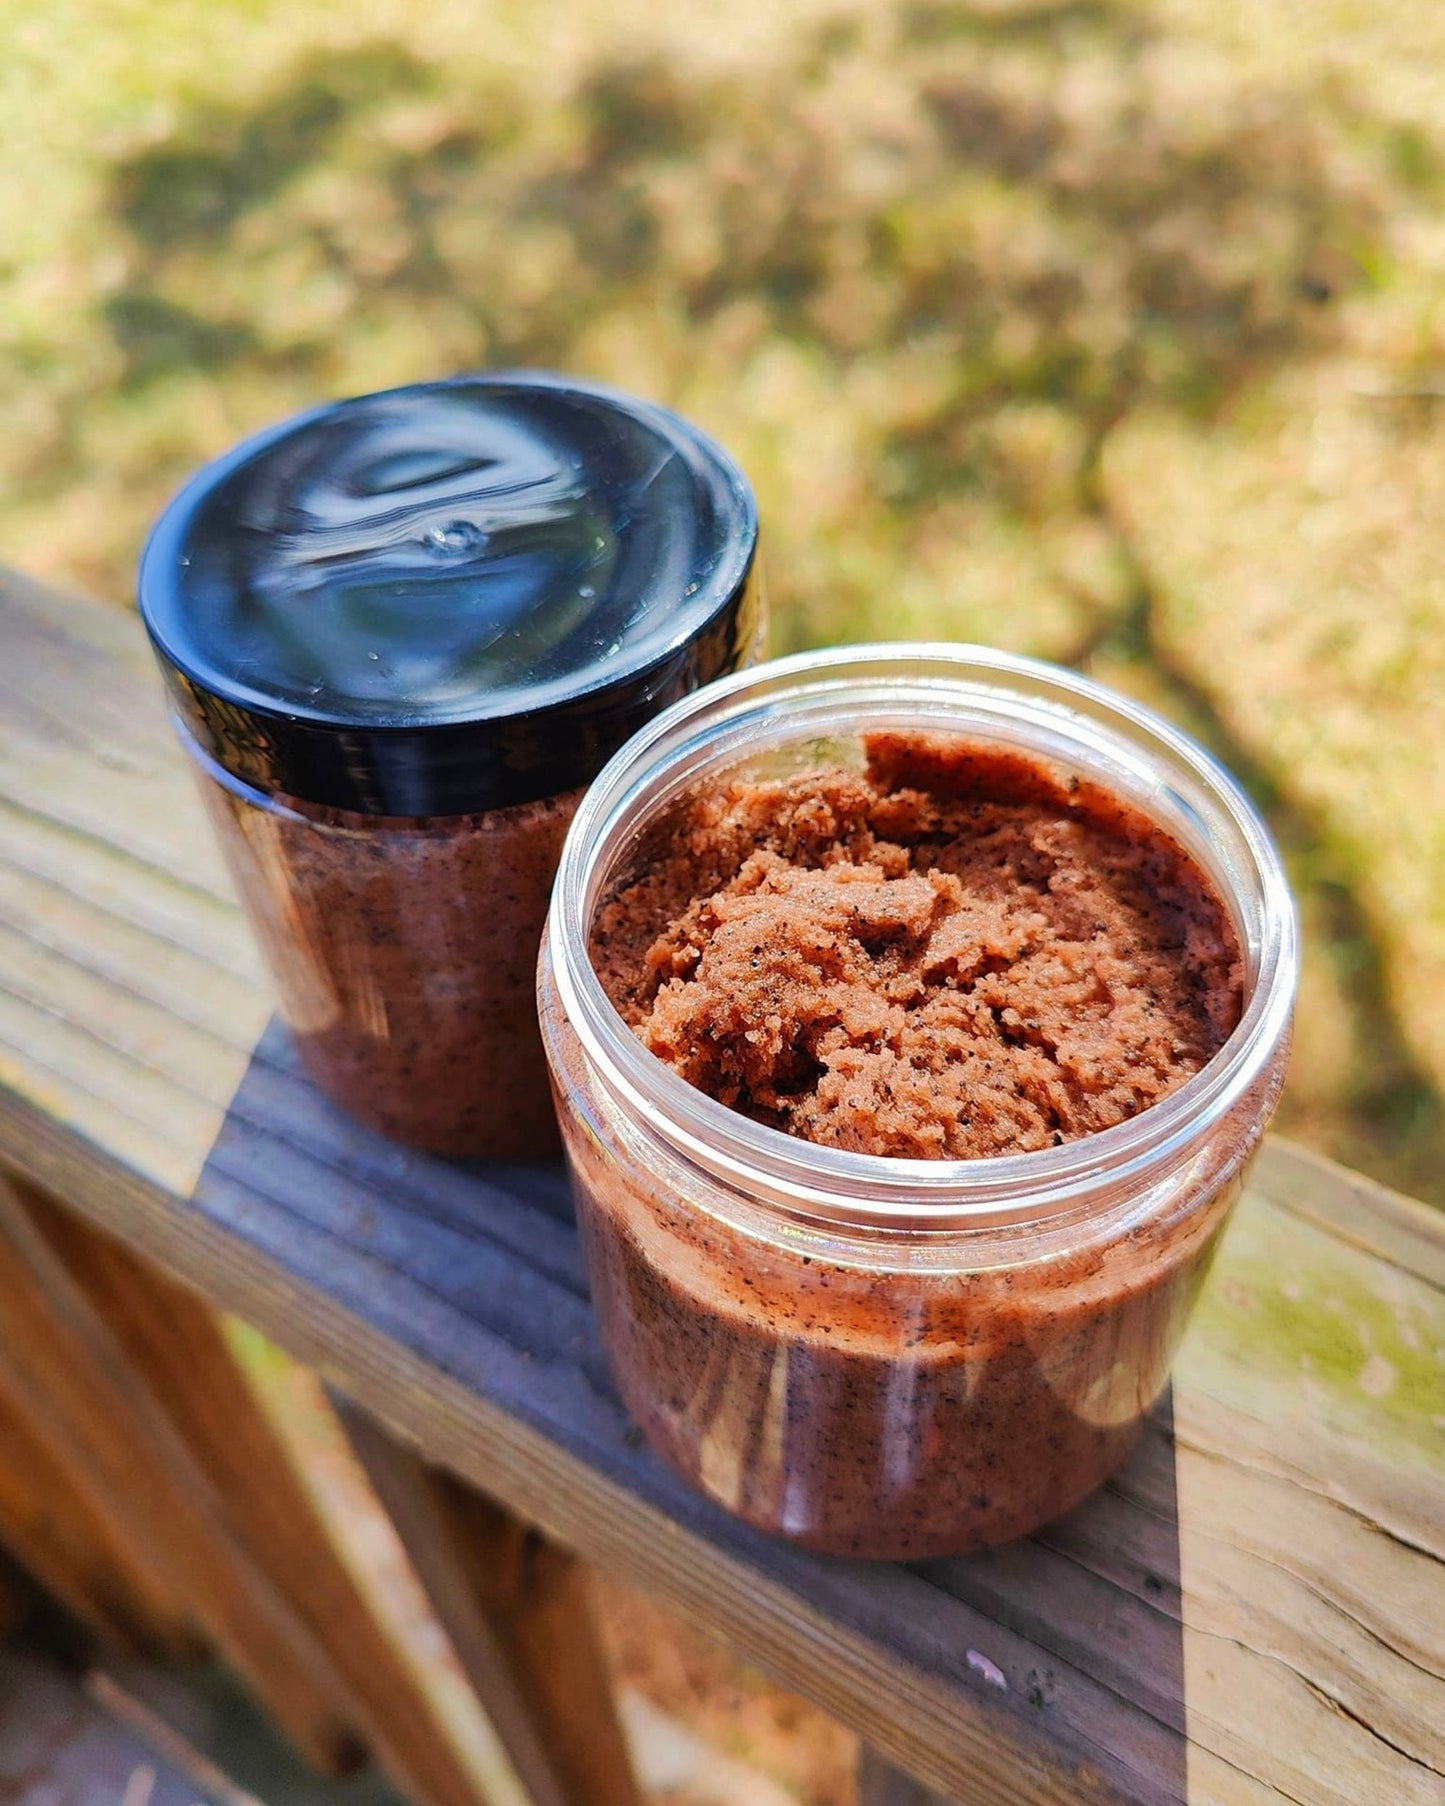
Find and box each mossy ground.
[7,1,1442,1206]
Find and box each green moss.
[1186,1198,1444,1468]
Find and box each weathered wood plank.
[919,1404,1187,1742]
[0,1171,361,1775]
[339,1400,642,1806]
[10,1175,514,1806]
[1251,1135,1445,1290]
[0,568,267,1197]
[0,1385,199,1656]
[0,567,1441,1806]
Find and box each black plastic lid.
[138,373,760,816]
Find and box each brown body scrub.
[567,733,1247,1552]
[540,650,1295,1561]
[562,1140,1236,1555]
[592,732,1242,1159]
[203,782,582,1159]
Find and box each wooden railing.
[0,566,1441,1806]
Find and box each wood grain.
[0,1172,367,1775]
[0,567,1441,1806]
[339,1399,642,1806]
[0,568,267,1196]
[10,1175,513,1806]
[0,1385,199,1656]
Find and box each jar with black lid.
[139,373,762,1158]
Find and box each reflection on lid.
[152,376,745,728]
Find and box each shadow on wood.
[0,1385,199,1658]
[858,1744,959,1805]
[202,1021,1189,1806]
[0,1644,237,1806]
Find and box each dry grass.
[4,0,1442,1199]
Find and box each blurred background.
[2,1,1442,1798]
[5,0,1444,1205]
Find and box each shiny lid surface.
[140,373,759,815]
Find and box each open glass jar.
[539,645,1297,1557]
[140,374,761,1159]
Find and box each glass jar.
[538,645,1297,1557]
[140,374,762,1158]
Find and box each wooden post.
[0,1387,199,1657]
[337,1399,643,1806]
[0,1172,366,1775]
[8,1174,522,1806]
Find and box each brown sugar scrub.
[540,647,1297,1558]
[140,374,760,1157]
[592,732,1242,1162]
[198,777,583,1159]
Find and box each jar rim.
[546,643,1298,1230]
